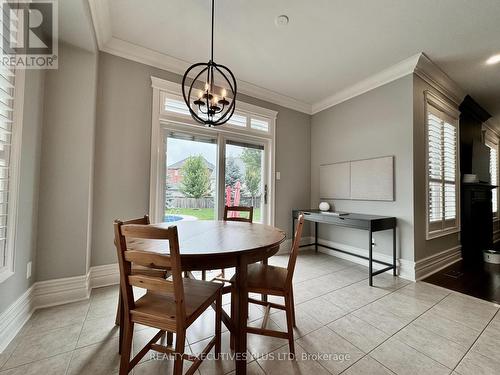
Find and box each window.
[426,93,460,239]
[250,118,269,132]
[0,1,24,282]
[164,96,190,116]
[484,129,499,218]
[150,77,277,226]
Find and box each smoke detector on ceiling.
[275,15,289,27]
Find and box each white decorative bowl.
[319,202,330,211]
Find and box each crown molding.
[88,0,112,49]
[312,52,466,114]
[100,36,313,114]
[485,118,500,135]
[311,53,422,114]
[413,53,466,106]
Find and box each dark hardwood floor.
[424,259,500,304]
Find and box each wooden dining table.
[130,220,286,375]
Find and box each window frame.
[150,77,277,226]
[0,67,25,283]
[424,91,460,240]
[483,125,499,220]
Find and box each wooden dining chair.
[199,206,254,282]
[231,214,304,355]
[114,215,171,353]
[115,222,222,375]
[224,205,253,223]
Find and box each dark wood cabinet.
[461,183,494,261]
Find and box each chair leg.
[290,287,296,327]
[215,291,222,357]
[230,285,235,350]
[221,268,225,278]
[174,331,186,375]
[201,270,206,280]
[119,317,134,375]
[167,331,173,346]
[115,292,122,325]
[284,293,295,357]
[117,293,124,354]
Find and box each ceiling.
[68,1,500,120]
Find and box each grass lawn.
[166,207,261,222]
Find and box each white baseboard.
[413,245,462,281]
[278,236,315,254]
[0,263,120,353]
[312,238,415,280]
[33,274,90,310]
[0,287,34,353]
[89,263,120,289]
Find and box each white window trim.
[0,68,25,283]
[424,90,461,240]
[149,77,277,225]
[483,124,499,221]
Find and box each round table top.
[153,220,286,257]
[127,221,285,270]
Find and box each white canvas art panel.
[350,156,394,201]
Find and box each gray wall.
[36,43,98,281]
[310,76,415,261]
[0,70,45,313]
[412,75,461,261]
[91,52,311,267]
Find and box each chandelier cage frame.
[181,0,237,127]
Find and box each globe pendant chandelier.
[181,0,237,126]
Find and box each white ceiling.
[68,0,500,119]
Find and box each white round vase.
[319,202,330,211]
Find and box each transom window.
[160,91,271,134]
[425,92,460,239]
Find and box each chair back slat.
[286,214,305,287]
[114,220,186,326]
[122,224,174,240]
[124,250,172,269]
[128,275,175,294]
[224,206,253,223]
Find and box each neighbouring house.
[166,156,216,198]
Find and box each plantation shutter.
[427,103,459,236]
[485,134,499,216]
[0,1,18,268]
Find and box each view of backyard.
[165,207,261,221]
[165,134,264,223]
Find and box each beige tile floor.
[1,249,499,375]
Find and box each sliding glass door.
[161,126,271,224]
[224,139,267,223]
[164,131,218,221]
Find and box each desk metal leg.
[315,222,318,253]
[369,230,373,286]
[393,227,397,276]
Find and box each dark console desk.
[292,209,397,286]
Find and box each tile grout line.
[64,293,92,375]
[318,282,420,374]
[359,292,458,371]
[451,308,500,374]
